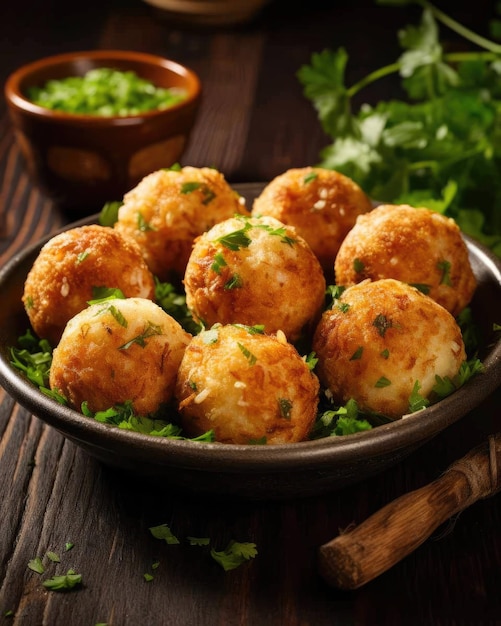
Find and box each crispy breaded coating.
[312,279,466,419]
[183,215,326,342]
[50,297,191,415]
[252,167,372,275]
[114,166,248,282]
[334,203,476,316]
[175,324,319,444]
[23,225,155,346]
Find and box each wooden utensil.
[318,433,501,590]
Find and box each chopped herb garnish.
[334,415,372,435]
[349,346,364,361]
[65,543,74,552]
[137,212,157,232]
[180,181,216,205]
[46,551,60,563]
[155,278,202,335]
[215,223,252,251]
[118,321,163,350]
[433,358,484,398]
[373,314,394,337]
[88,286,126,304]
[42,569,82,591]
[305,351,318,371]
[102,304,128,328]
[41,387,68,405]
[144,573,154,582]
[410,283,431,295]
[437,259,452,286]
[237,343,257,366]
[254,223,296,246]
[211,252,228,274]
[278,398,293,419]
[380,348,390,359]
[248,436,268,445]
[202,327,220,344]
[187,537,211,546]
[353,258,365,273]
[326,284,346,302]
[28,67,186,116]
[337,302,351,313]
[232,324,265,334]
[27,557,45,574]
[224,274,243,290]
[375,376,392,388]
[210,541,258,571]
[164,162,182,171]
[408,380,430,413]
[10,330,52,388]
[311,398,372,438]
[149,524,180,545]
[76,251,89,264]
[303,171,318,184]
[99,200,122,226]
[456,306,481,356]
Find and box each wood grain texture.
[1,1,500,624]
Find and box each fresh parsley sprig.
[297,1,501,255]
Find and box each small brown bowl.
[4,50,201,214]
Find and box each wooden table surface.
[1,1,500,624]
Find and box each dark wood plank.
[1,1,500,624]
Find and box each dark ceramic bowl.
[0,183,500,500]
[4,50,201,214]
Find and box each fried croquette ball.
[175,324,320,444]
[252,167,373,274]
[23,225,155,346]
[312,279,466,419]
[114,166,248,282]
[183,215,326,342]
[49,297,191,415]
[334,203,476,317]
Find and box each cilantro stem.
[347,49,498,100]
[417,0,501,54]
[347,62,400,97]
[444,51,499,63]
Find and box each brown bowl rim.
[4,49,202,122]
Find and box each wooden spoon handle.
[318,434,501,590]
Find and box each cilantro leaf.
[299,4,501,256]
[42,570,82,591]
[210,541,258,571]
[297,48,356,137]
[149,524,181,545]
[27,557,45,574]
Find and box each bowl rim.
[4,49,202,122]
[0,201,500,473]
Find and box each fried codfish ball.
[50,297,191,416]
[252,167,373,274]
[114,166,248,282]
[183,215,326,342]
[175,324,319,444]
[23,225,155,346]
[334,204,476,317]
[312,279,466,419]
